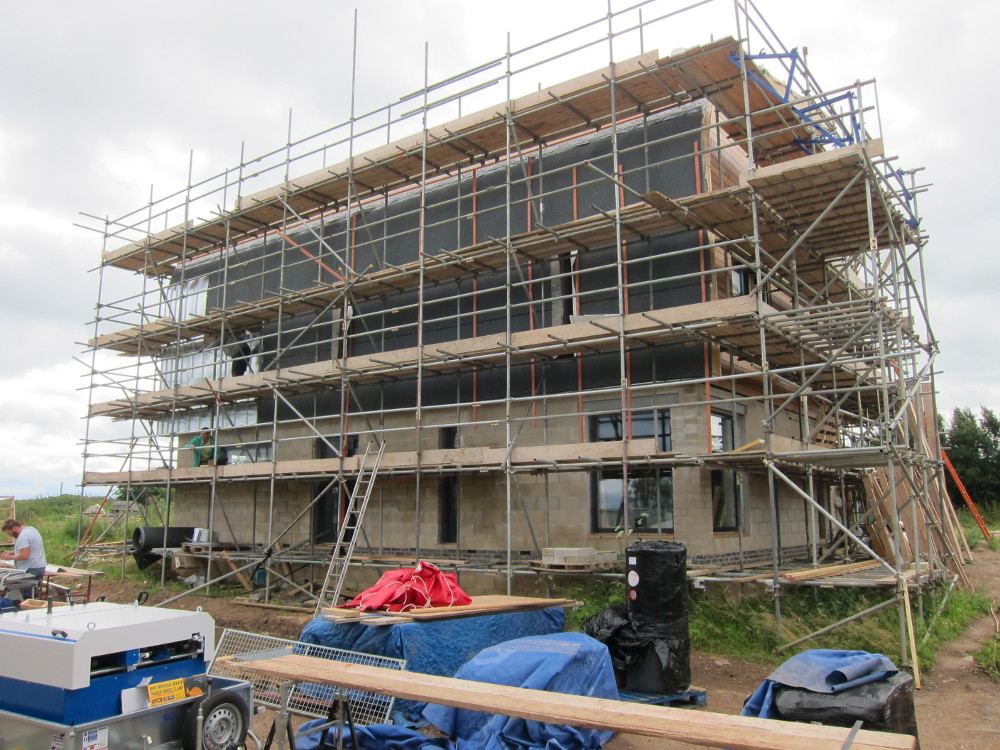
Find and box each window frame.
[439,474,459,544]
[710,410,742,533]
[589,408,673,534]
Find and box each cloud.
[0,362,88,497]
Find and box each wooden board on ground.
[236,654,916,750]
[322,594,577,624]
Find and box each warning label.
[147,677,187,707]
[81,727,108,750]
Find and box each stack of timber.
[780,560,881,583]
[861,382,971,588]
[322,594,577,626]
[863,465,969,588]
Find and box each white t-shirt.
[13,526,47,571]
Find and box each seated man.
[1,519,47,602]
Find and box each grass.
[13,494,267,595]
[956,503,1000,551]
[10,494,91,567]
[558,572,994,671]
[558,578,626,631]
[8,494,169,582]
[975,631,1000,680]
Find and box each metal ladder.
[313,441,385,614]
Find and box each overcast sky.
[1,0,996,499]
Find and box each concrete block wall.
[192,375,821,577]
[173,480,312,547]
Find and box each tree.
[112,485,170,506]
[942,407,1000,507]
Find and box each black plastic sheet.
[583,541,691,695]
[129,526,197,569]
[774,671,919,739]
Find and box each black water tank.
[624,540,690,694]
[626,540,688,622]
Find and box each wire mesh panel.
[210,628,405,725]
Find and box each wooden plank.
[83,436,664,485]
[236,655,915,750]
[322,594,576,621]
[218,550,253,591]
[89,296,762,417]
[780,560,881,582]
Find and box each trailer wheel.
[182,690,250,750]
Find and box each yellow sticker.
[147,678,187,707]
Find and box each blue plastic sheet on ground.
[295,719,451,750]
[741,649,898,719]
[299,608,565,724]
[423,632,618,750]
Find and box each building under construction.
[81,0,964,637]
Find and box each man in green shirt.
[185,427,224,467]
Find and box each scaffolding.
[80,0,958,657]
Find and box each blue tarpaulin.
[423,632,619,750]
[295,720,450,750]
[299,608,565,724]
[741,649,898,719]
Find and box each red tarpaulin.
[344,560,472,612]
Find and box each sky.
[0,0,997,499]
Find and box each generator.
[0,601,253,750]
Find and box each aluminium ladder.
[313,441,386,614]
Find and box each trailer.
[0,601,253,749]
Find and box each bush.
[975,633,1000,680]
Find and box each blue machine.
[0,601,215,724]
[0,600,253,750]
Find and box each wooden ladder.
[941,449,991,541]
[313,441,385,614]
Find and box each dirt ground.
[83,546,1000,749]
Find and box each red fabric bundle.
[344,560,472,612]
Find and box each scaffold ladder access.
[314,441,386,614]
[941,449,991,542]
